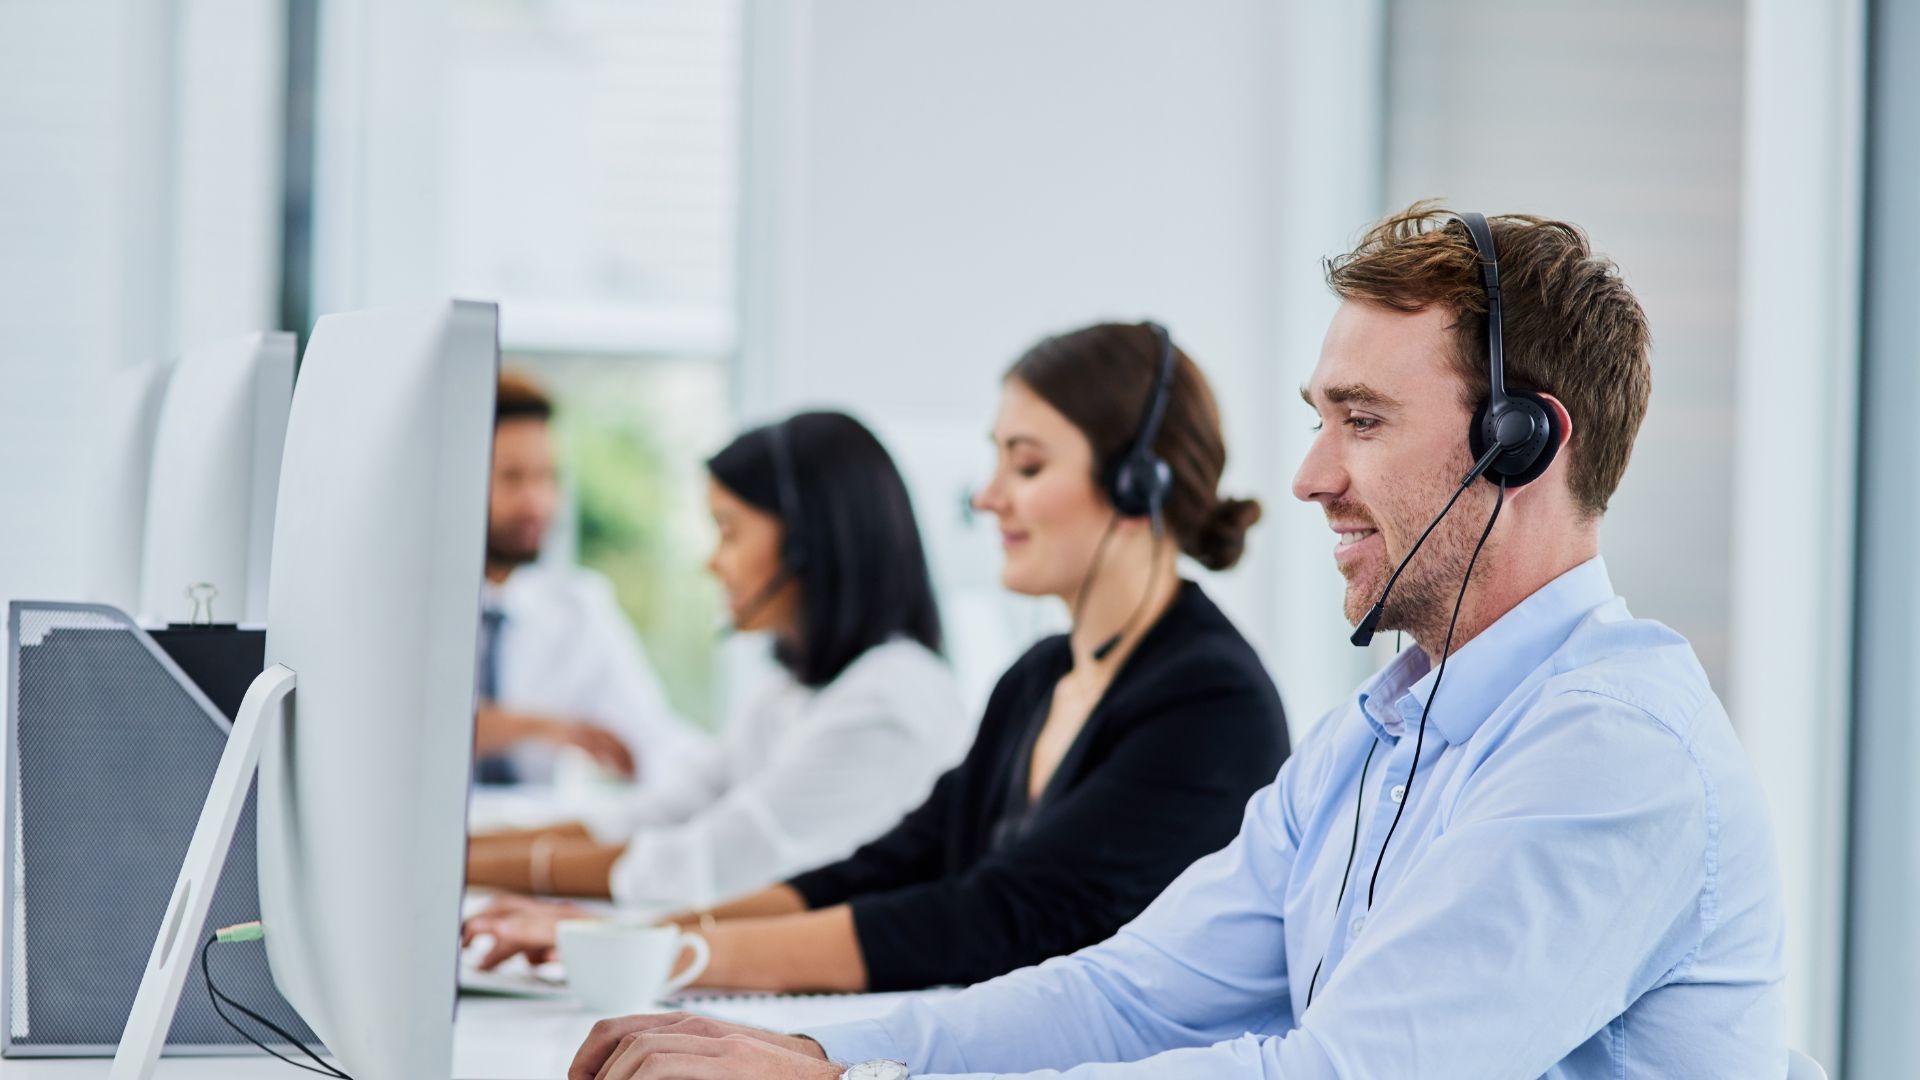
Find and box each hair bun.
[1191,496,1262,570]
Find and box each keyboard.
[458,941,571,1000]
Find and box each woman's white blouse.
[586,639,970,911]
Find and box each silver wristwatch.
[840,1061,910,1080]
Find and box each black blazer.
[787,580,1289,991]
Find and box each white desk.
[0,990,942,1078]
[0,787,934,1077]
[0,997,591,1079]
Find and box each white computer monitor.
[111,301,495,1080]
[256,300,496,1079]
[82,358,174,614]
[138,332,296,626]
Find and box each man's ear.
[1520,392,1576,498]
[1534,392,1574,454]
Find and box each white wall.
[737,0,1385,723]
[0,0,176,619]
[0,0,282,681]
[172,0,285,348]
[1382,0,1746,691]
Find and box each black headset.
[1105,321,1178,526]
[1348,212,1562,648]
[766,418,808,574]
[1070,321,1181,665]
[1457,211,1561,488]
[724,418,809,636]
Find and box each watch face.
[845,1061,910,1080]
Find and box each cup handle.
[661,931,710,996]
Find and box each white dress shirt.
[485,564,713,785]
[585,638,970,912]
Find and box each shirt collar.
[481,571,517,614]
[1353,557,1616,747]
[1356,647,1425,742]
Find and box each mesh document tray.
[4,602,320,1056]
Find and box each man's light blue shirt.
[812,558,1787,1078]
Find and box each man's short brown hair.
[1325,201,1652,519]
[496,369,554,425]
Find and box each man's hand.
[553,719,639,778]
[570,1013,833,1080]
[461,894,591,969]
[473,705,638,778]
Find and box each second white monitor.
[138,331,295,626]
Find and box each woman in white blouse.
[463,412,968,928]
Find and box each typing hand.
[473,705,637,778]
[570,1013,833,1080]
[461,895,589,969]
[553,719,639,778]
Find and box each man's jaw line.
[485,542,541,580]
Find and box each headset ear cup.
[1108,457,1147,518]
[1469,393,1561,488]
[1145,456,1173,518]
[1105,458,1133,517]
[1107,453,1173,519]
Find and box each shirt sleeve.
[785,762,963,911]
[576,576,716,779]
[785,666,1026,909]
[819,691,1717,1080]
[579,738,732,841]
[810,766,1304,1074]
[606,678,944,911]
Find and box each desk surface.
[0,990,938,1078]
[0,997,592,1079]
[0,789,927,1077]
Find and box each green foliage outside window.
[516,352,728,730]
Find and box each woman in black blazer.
[466,321,1289,992]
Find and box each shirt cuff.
[807,1017,903,1070]
[581,805,636,845]
[607,829,716,910]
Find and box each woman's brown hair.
[1007,322,1261,570]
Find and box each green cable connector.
[215,921,265,944]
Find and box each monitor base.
[110,664,296,1080]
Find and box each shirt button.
[1350,915,1366,938]
[1390,784,1406,804]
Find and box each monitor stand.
[109,664,297,1080]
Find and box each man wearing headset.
[564,204,1788,1080]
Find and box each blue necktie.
[474,607,517,785]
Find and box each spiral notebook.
[678,988,959,1031]
[456,954,953,1033]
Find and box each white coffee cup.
[555,920,710,1014]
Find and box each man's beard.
[486,530,540,570]
[1333,482,1499,646]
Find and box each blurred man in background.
[473,371,710,787]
